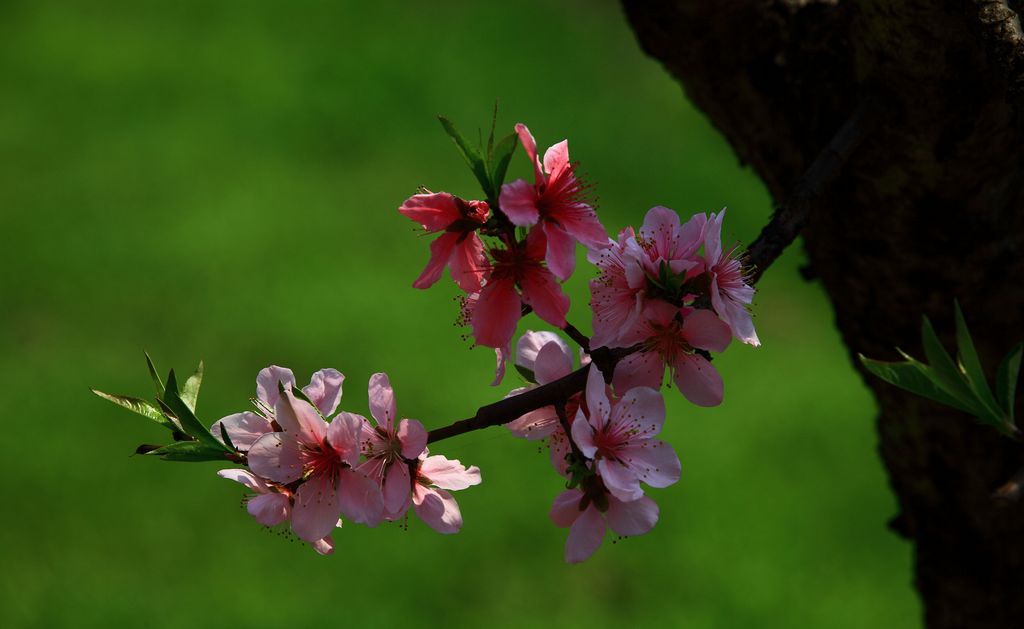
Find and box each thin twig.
[745,101,872,284]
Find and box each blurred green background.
[0,0,918,627]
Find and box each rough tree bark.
[621,1,1024,627]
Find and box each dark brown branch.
[562,322,591,353]
[427,345,630,444]
[745,101,872,284]
[969,1,1024,103]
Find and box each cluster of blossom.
[213,366,480,554]
[99,116,758,564]
[398,122,760,562]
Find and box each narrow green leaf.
[289,385,321,417]
[489,132,518,193]
[161,371,227,451]
[919,317,977,406]
[92,390,178,431]
[515,365,537,384]
[953,302,1005,420]
[144,352,165,397]
[147,441,232,462]
[859,355,975,414]
[181,361,204,412]
[219,423,236,452]
[438,115,492,198]
[996,342,1023,423]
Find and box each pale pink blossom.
[550,485,659,564]
[211,366,344,450]
[703,209,759,346]
[469,228,570,382]
[217,468,338,555]
[247,388,384,543]
[588,226,647,349]
[614,303,732,407]
[399,192,490,292]
[505,331,581,475]
[499,124,607,280]
[633,206,706,278]
[411,453,482,534]
[570,365,679,501]
[355,373,428,519]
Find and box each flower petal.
[291,475,341,543]
[327,412,365,467]
[303,368,345,417]
[681,308,732,353]
[418,455,482,491]
[534,339,574,385]
[543,222,577,281]
[498,178,540,226]
[449,233,488,293]
[620,440,681,489]
[610,386,666,441]
[367,372,396,430]
[398,418,428,459]
[515,330,569,372]
[217,468,269,493]
[514,123,543,184]
[542,139,570,180]
[605,495,659,537]
[506,406,560,440]
[382,461,412,516]
[412,231,459,290]
[256,365,296,408]
[565,505,605,563]
[337,468,385,527]
[311,536,335,556]
[275,389,327,444]
[210,412,272,451]
[612,350,664,394]
[598,457,644,502]
[570,412,598,459]
[398,192,460,232]
[413,487,463,534]
[247,492,291,527]
[549,489,584,528]
[585,364,611,430]
[520,267,569,328]
[248,432,303,484]
[672,353,724,407]
[472,278,521,349]
[704,209,724,264]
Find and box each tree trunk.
[621,1,1024,627]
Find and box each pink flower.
[550,485,659,564]
[614,303,732,407]
[356,373,428,519]
[247,388,384,544]
[499,124,608,280]
[412,453,482,534]
[399,192,490,292]
[633,206,706,278]
[505,331,583,475]
[588,226,647,349]
[703,209,759,346]
[571,365,679,501]
[469,228,570,382]
[216,468,337,556]
[211,366,344,451]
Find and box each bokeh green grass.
[0,1,918,627]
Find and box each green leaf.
[515,364,537,384]
[92,390,179,431]
[486,100,498,162]
[218,423,236,452]
[181,360,204,413]
[996,342,1023,423]
[146,440,232,462]
[953,302,1005,421]
[859,355,975,414]
[489,132,518,194]
[144,352,165,397]
[438,115,492,198]
[919,317,977,408]
[161,370,228,451]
